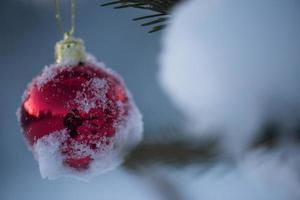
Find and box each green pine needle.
[101,0,182,33]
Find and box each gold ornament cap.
[55,33,86,65]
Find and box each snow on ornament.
[17,33,143,180]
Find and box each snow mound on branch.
[159,0,300,154]
[160,1,300,197]
[185,148,300,200]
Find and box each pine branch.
[123,139,219,170]
[100,0,183,33]
[122,125,291,171]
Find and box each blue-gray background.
[0,1,183,199]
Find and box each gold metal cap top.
[55,33,86,65]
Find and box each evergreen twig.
[101,0,182,33]
[123,139,219,170]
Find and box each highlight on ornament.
[17,0,143,180]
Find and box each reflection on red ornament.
[20,63,129,170]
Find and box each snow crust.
[181,147,300,200]
[159,1,300,198]
[24,54,143,180]
[159,0,300,155]
[75,78,108,113]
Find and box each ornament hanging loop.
[54,0,86,65]
[55,0,76,37]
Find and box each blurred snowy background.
[1,0,300,200]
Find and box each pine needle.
[101,0,182,33]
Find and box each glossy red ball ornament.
[18,36,143,180]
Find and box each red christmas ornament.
[18,34,143,180]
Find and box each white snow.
[34,65,59,90]
[23,55,143,180]
[33,128,118,181]
[184,148,300,200]
[75,78,108,113]
[24,53,105,92]
[159,0,300,155]
[159,1,300,199]
[33,98,142,181]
